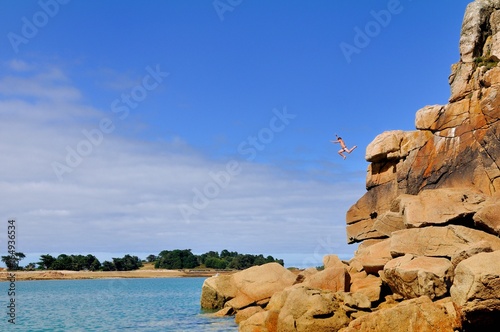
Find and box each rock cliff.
[201,1,500,330]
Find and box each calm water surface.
[0,277,237,331]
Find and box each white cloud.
[6,59,34,72]
[92,67,146,91]
[0,62,365,268]
[0,70,81,102]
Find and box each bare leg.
[338,150,346,159]
[347,145,357,154]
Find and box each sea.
[0,277,238,331]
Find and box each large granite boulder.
[397,188,486,228]
[276,287,351,332]
[451,250,500,328]
[459,0,500,63]
[294,255,350,293]
[382,254,453,300]
[473,198,500,235]
[239,310,269,332]
[341,296,462,332]
[200,274,236,310]
[389,225,500,258]
[349,238,392,274]
[200,263,296,310]
[365,130,405,163]
[322,254,345,269]
[303,266,349,292]
[452,253,500,304]
[349,273,382,303]
[372,212,405,237]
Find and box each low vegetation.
[474,55,499,70]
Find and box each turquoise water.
[0,277,237,331]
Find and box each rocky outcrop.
[301,266,349,292]
[203,1,500,330]
[343,0,500,328]
[451,250,500,328]
[473,197,500,234]
[201,262,296,311]
[340,296,463,332]
[382,254,453,300]
[342,0,500,327]
[389,225,500,258]
[200,274,236,310]
[275,287,352,332]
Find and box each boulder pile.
[200,0,500,330]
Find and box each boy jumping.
[331,134,357,159]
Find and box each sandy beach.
[0,268,232,281]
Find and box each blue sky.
[0,0,471,267]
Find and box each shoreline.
[0,269,234,281]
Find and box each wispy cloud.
[0,66,81,101]
[92,67,147,91]
[6,59,34,72]
[0,62,363,267]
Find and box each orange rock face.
[343,1,500,328]
[348,3,500,243]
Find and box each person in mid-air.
[331,134,357,159]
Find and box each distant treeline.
[151,249,284,270]
[36,253,143,271]
[2,250,284,271]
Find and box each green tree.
[199,251,219,265]
[113,257,124,270]
[205,257,227,269]
[101,260,116,271]
[254,254,266,266]
[122,254,143,270]
[85,254,101,271]
[220,249,238,259]
[89,258,101,271]
[224,253,284,270]
[37,254,56,270]
[112,255,142,271]
[155,250,182,269]
[146,254,157,263]
[51,254,73,270]
[1,252,25,270]
[25,262,36,271]
[155,249,198,269]
[72,255,87,271]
